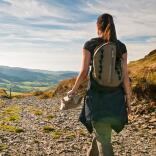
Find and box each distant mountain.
[0,66,78,83]
[0,66,78,92]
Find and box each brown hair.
[97,13,117,42]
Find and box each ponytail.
[97,13,117,42]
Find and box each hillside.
[128,49,156,101]
[128,49,156,82]
[0,66,78,93]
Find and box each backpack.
[91,41,124,89]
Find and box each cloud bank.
[0,0,155,71]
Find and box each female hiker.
[67,13,132,156]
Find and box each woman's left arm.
[68,48,91,96]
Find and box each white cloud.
[0,21,96,44]
[82,0,156,38]
[0,0,155,71]
[126,42,156,63]
[0,50,82,71]
[0,0,71,18]
[146,37,156,43]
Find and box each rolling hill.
[0,66,78,93]
[128,49,156,101]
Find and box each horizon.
[0,64,79,72]
[0,48,155,72]
[0,0,156,71]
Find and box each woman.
[68,13,132,156]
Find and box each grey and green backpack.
[91,41,124,88]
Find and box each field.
[0,81,54,94]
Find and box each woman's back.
[83,37,127,64]
[83,37,127,92]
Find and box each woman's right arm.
[122,53,132,97]
[122,52,132,114]
[67,48,91,96]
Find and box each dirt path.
[0,97,155,156]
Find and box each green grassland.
[0,81,53,95]
[0,66,78,94]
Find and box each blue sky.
[0,0,156,71]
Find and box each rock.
[149,118,156,123]
[149,130,156,135]
[0,96,155,156]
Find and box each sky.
[0,0,156,71]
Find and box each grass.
[0,104,24,133]
[0,143,8,152]
[0,124,24,133]
[128,57,156,82]
[32,91,44,96]
[6,91,25,96]
[5,91,33,99]
[33,86,49,91]
[0,104,21,123]
[0,125,16,132]
[42,125,77,140]
[1,81,53,98]
[36,76,88,99]
[27,106,43,116]
[51,131,62,139]
[34,110,43,115]
[65,131,76,140]
[6,114,20,121]
[38,91,55,99]
[3,104,21,114]
[0,103,24,133]
[15,128,25,133]
[43,126,62,139]
[4,105,20,113]
[127,50,156,102]
[46,115,55,120]
[0,99,5,107]
[43,126,55,133]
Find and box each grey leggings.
[87,121,114,156]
